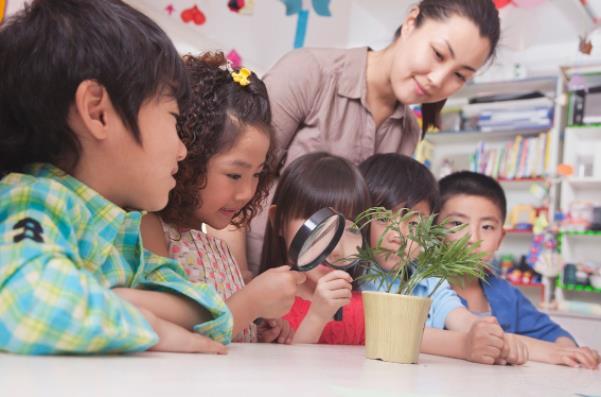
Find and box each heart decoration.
[181,5,206,25]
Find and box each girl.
[219,0,503,277]
[141,53,305,344]
[260,152,369,345]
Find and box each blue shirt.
[360,274,463,329]
[459,274,575,343]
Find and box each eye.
[432,47,444,61]
[454,72,467,82]
[483,225,496,231]
[448,220,463,227]
[227,174,241,181]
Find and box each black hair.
[359,153,439,214]
[160,52,274,229]
[0,0,189,174]
[439,171,507,221]
[394,0,501,137]
[260,152,371,273]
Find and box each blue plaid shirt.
[0,163,233,354]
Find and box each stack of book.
[463,96,554,132]
[469,131,551,179]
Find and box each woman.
[212,0,502,276]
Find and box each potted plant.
[352,207,488,364]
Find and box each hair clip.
[231,67,251,87]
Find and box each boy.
[439,171,600,369]
[0,0,232,355]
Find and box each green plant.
[352,207,488,296]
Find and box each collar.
[336,47,407,120]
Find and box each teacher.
[216,0,501,276]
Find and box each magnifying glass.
[288,208,364,321]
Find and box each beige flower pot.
[362,291,432,364]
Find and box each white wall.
[7,0,601,79]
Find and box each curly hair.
[160,52,274,229]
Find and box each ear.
[71,80,112,141]
[401,6,420,38]
[268,204,277,231]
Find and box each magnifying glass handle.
[334,308,343,321]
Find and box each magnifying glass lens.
[296,215,340,270]
[327,220,363,269]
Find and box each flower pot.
[362,291,432,364]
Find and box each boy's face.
[112,95,187,211]
[369,200,431,271]
[438,194,505,262]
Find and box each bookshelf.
[426,76,560,263]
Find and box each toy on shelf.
[507,204,536,231]
[561,261,601,292]
[563,200,594,232]
[495,254,542,286]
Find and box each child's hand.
[496,333,529,365]
[463,316,505,364]
[309,270,352,321]
[257,318,294,344]
[247,265,306,319]
[551,346,600,369]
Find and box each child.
[260,152,367,345]
[439,171,601,369]
[359,153,527,365]
[0,0,231,354]
[140,53,305,344]
[260,152,522,365]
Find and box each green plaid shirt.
[0,163,233,354]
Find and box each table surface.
[1,343,600,397]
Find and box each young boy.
[439,171,600,369]
[0,0,233,355]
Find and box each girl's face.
[369,200,431,271]
[195,125,269,230]
[390,12,491,105]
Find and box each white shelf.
[427,127,548,144]
[565,125,601,136]
[565,177,601,189]
[454,76,558,99]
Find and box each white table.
[1,343,600,397]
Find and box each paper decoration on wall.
[494,0,511,8]
[494,0,545,9]
[228,0,255,15]
[280,0,332,49]
[311,0,331,17]
[512,0,545,7]
[227,49,242,69]
[165,4,175,16]
[579,35,593,55]
[0,0,7,26]
[181,5,206,25]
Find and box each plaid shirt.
[0,163,233,354]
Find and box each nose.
[427,65,450,90]
[235,178,256,204]
[176,136,187,162]
[468,224,480,245]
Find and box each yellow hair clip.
[231,67,251,87]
